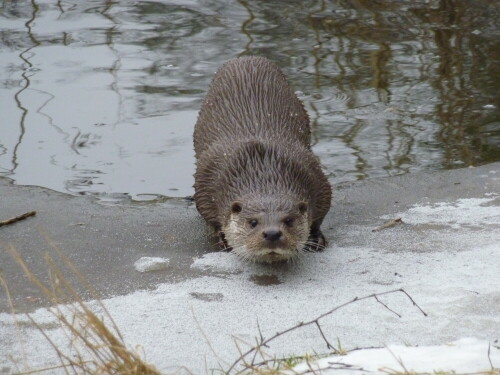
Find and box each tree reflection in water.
[0,0,498,198]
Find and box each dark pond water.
[1,0,499,200]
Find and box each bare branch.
[315,321,335,351]
[398,288,428,317]
[225,288,426,374]
[374,295,402,318]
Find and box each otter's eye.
[283,217,294,227]
[249,219,258,228]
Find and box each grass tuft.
[2,241,161,375]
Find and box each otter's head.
[222,195,310,263]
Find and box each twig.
[372,218,402,232]
[315,321,335,351]
[375,295,401,318]
[226,288,427,375]
[249,320,267,368]
[488,342,494,370]
[256,319,265,344]
[0,211,36,227]
[398,288,428,317]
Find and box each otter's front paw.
[217,231,232,251]
[305,230,327,252]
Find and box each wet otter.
[193,56,331,263]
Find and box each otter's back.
[194,56,311,158]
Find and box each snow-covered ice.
[295,338,499,374]
[1,192,499,374]
[385,196,499,228]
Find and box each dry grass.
[1,240,161,375]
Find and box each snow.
[385,196,499,228]
[294,338,499,374]
[1,193,499,374]
[134,256,170,273]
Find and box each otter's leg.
[215,228,232,251]
[208,222,231,251]
[306,223,327,252]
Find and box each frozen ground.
[0,163,499,374]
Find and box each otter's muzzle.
[262,229,284,249]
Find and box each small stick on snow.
[487,342,494,370]
[0,211,36,227]
[375,295,402,318]
[372,217,402,232]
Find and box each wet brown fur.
[193,56,332,262]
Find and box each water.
[1,0,499,200]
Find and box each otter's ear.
[298,202,307,214]
[231,201,243,214]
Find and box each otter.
[193,56,332,263]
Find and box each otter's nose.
[263,229,282,241]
